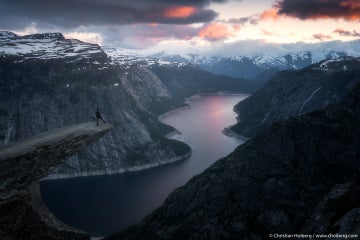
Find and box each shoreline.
[41,150,191,181]
[164,129,182,138]
[158,91,249,121]
[222,127,250,141]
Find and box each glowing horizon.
[1,0,359,52]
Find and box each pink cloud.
[197,23,234,41]
[163,6,197,18]
[313,33,333,41]
[333,28,360,37]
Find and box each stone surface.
[0,122,112,240]
[302,182,360,234]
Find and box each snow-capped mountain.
[0,31,190,179]
[104,40,360,79]
[0,31,107,61]
[104,47,191,68]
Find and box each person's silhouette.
[95,107,106,126]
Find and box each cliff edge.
[0,122,112,240]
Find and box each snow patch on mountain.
[104,44,359,79]
[314,56,360,72]
[0,31,104,60]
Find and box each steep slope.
[110,82,360,240]
[0,32,190,179]
[0,122,112,240]
[231,57,360,137]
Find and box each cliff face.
[231,57,360,137]
[0,122,112,240]
[0,32,189,179]
[110,84,360,239]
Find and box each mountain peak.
[22,32,65,40]
[0,31,106,60]
[312,56,360,72]
[0,31,20,41]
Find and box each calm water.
[40,94,249,237]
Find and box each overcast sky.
[1,0,359,54]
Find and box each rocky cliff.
[0,31,190,179]
[109,83,360,239]
[0,122,112,240]
[231,57,360,137]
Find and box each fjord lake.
[40,94,249,236]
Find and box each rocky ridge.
[0,31,105,61]
[231,56,360,137]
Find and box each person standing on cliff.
[95,107,106,126]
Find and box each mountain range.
[106,58,360,240]
[104,39,360,79]
[1,30,359,180]
[1,31,359,239]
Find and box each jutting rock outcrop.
[0,31,190,179]
[0,122,112,240]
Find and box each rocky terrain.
[0,122,112,240]
[231,57,360,137]
[2,31,359,239]
[0,31,104,60]
[109,81,360,240]
[0,31,190,179]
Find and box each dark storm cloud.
[275,0,360,21]
[225,16,259,25]
[0,0,240,29]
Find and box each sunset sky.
[1,0,359,54]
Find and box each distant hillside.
[150,64,259,101]
[231,57,360,137]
